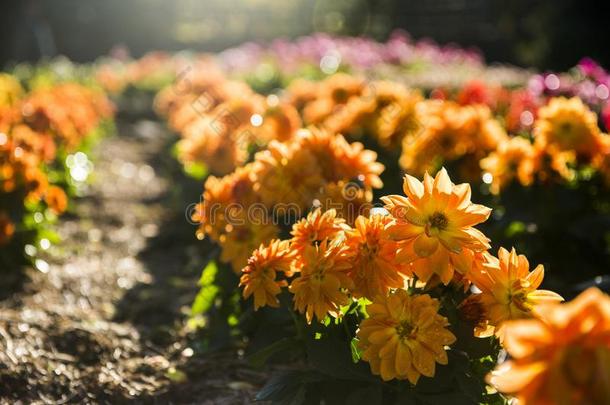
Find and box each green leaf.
[191,261,219,316]
[184,161,208,180]
[350,337,362,363]
[247,337,301,368]
[505,221,526,238]
[255,370,321,405]
[305,332,375,382]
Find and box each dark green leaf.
[247,337,301,368]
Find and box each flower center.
[360,242,378,260]
[428,212,448,231]
[313,268,325,281]
[396,320,416,340]
[507,288,530,314]
[559,121,574,136]
[332,88,349,103]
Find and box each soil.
[0,119,269,404]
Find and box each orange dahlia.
[314,180,372,225]
[357,290,456,383]
[289,238,354,323]
[480,136,537,194]
[252,139,324,210]
[179,115,248,176]
[400,100,506,178]
[534,96,603,159]
[488,287,610,405]
[296,128,384,189]
[240,239,296,310]
[373,84,423,149]
[219,219,279,274]
[290,208,346,254]
[382,168,491,284]
[193,165,259,241]
[345,214,410,299]
[302,73,366,125]
[468,247,563,334]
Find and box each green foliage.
[191,260,220,316]
[183,161,209,181]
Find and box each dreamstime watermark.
[182,181,397,228]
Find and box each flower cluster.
[239,169,571,386]
[0,74,114,255]
[155,61,302,176]
[192,127,384,272]
[483,96,609,192]
[289,74,425,150]
[286,72,610,192]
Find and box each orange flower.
[252,103,302,144]
[372,84,423,149]
[45,185,68,214]
[285,78,319,111]
[0,212,15,245]
[240,239,296,310]
[21,83,113,150]
[289,238,354,323]
[193,164,259,241]
[480,136,537,194]
[400,100,506,179]
[179,115,248,175]
[357,290,456,383]
[290,208,346,255]
[219,219,279,274]
[253,139,324,210]
[314,180,372,225]
[297,128,384,189]
[488,288,610,405]
[468,247,563,334]
[345,214,410,299]
[533,96,603,160]
[382,168,491,285]
[302,73,366,124]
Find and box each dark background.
[0,0,608,70]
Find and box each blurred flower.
[220,219,279,274]
[533,97,602,160]
[357,290,456,383]
[400,100,507,179]
[488,288,610,404]
[45,185,68,214]
[302,73,366,124]
[0,212,15,245]
[253,139,324,210]
[193,165,259,241]
[480,136,537,194]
